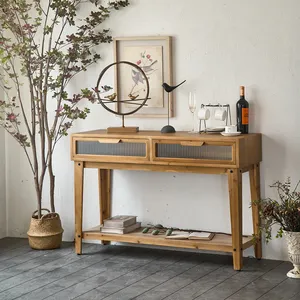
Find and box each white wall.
[5,0,300,260]
[0,102,6,238]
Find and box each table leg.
[99,169,112,245]
[228,169,243,270]
[75,162,84,255]
[250,164,262,259]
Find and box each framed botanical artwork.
[113,36,173,118]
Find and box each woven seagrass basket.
[27,209,64,250]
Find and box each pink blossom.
[66,34,75,41]
[23,24,33,31]
[136,60,141,65]
[6,113,17,122]
[55,106,63,113]
[146,54,151,59]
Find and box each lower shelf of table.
[82,226,254,253]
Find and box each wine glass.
[188,91,197,133]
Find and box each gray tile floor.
[0,238,299,300]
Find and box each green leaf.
[61,91,68,100]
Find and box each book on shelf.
[100,222,141,234]
[165,231,215,240]
[103,215,137,228]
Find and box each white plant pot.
[284,231,300,279]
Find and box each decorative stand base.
[287,265,300,279]
[161,125,176,133]
[107,127,139,134]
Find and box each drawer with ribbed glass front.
[152,139,236,166]
[72,138,150,162]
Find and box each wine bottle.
[236,86,249,134]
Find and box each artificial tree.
[0,0,129,218]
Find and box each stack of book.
[100,215,141,234]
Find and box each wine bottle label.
[242,108,249,125]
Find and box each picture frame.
[113,36,173,118]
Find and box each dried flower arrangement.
[254,178,300,242]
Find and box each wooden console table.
[71,130,262,270]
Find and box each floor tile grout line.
[2,239,292,300]
[73,252,194,300]
[0,243,84,274]
[43,249,170,300]
[71,254,170,300]
[0,243,102,294]
[188,266,239,300]
[73,254,175,300]
[0,248,38,263]
[0,241,32,255]
[11,246,142,300]
[0,246,74,271]
[1,246,291,300]
[71,252,194,300]
[256,274,293,300]
[225,263,285,300]
[223,261,285,300]
[12,247,154,300]
[0,241,75,261]
[1,241,290,300]
[0,244,95,285]
[158,264,225,300]
[130,256,209,300]
[102,254,196,300]
[289,291,300,300]
[98,253,199,300]
[193,260,285,300]
[0,241,73,258]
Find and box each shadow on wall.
[260,135,288,260]
[249,87,286,195]
[250,88,290,260]
[248,85,260,134]
[262,135,287,185]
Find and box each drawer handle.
[98,139,121,144]
[180,141,204,147]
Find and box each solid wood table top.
[72,129,261,141]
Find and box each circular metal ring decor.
[96,61,150,116]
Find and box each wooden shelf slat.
[82,226,253,253]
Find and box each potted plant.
[255,178,300,278]
[0,0,129,249]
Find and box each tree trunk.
[34,176,42,218]
[48,157,55,213]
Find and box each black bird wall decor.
[162,80,186,93]
[161,80,186,133]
